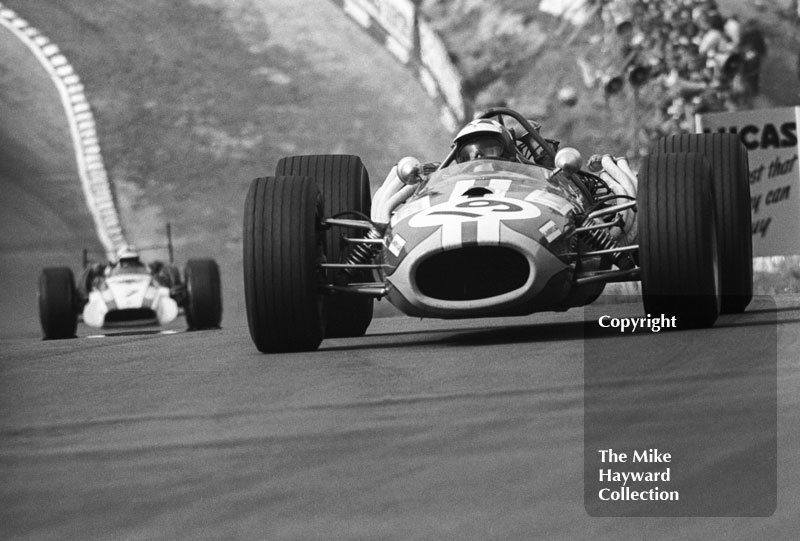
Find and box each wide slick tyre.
[184,258,222,330]
[275,154,373,338]
[38,267,78,339]
[651,132,752,313]
[243,175,325,352]
[637,153,720,328]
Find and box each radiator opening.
[415,246,529,301]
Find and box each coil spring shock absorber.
[583,217,634,270]
[585,218,617,251]
[340,225,384,281]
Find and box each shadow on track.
[323,300,794,353]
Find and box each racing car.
[38,226,223,339]
[243,107,751,353]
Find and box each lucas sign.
[696,107,800,256]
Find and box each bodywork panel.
[383,160,591,318]
[83,272,178,327]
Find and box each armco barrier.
[0,2,125,257]
[328,0,468,132]
[417,16,467,132]
[344,0,415,64]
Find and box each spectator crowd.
[586,0,768,136]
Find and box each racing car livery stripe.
[478,217,501,244]
[441,221,462,250]
[441,211,504,248]
[490,178,511,198]
[461,220,478,246]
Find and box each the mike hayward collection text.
[597,448,679,502]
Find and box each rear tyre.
[276,155,373,338]
[38,267,78,339]
[243,176,325,352]
[651,133,752,313]
[637,153,720,328]
[184,259,222,330]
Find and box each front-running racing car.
[243,107,752,352]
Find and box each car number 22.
[408,198,541,228]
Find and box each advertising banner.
[696,107,800,256]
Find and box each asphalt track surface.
[2,5,800,541]
[2,301,799,540]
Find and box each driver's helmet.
[114,245,143,268]
[453,118,516,163]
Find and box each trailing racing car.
[38,226,223,339]
[243,107,751,352]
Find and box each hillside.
[3,0,799,304]
[1,0,452,317]
[420,0,800,293]
[421,0,799,160]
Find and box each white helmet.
[453,119,516,163]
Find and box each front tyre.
[184,259,222,330]
[637,153,720,328]
[275,154,373,338]
[651,133,752,313]
[243,175,325,352]
[38,267,78,339]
